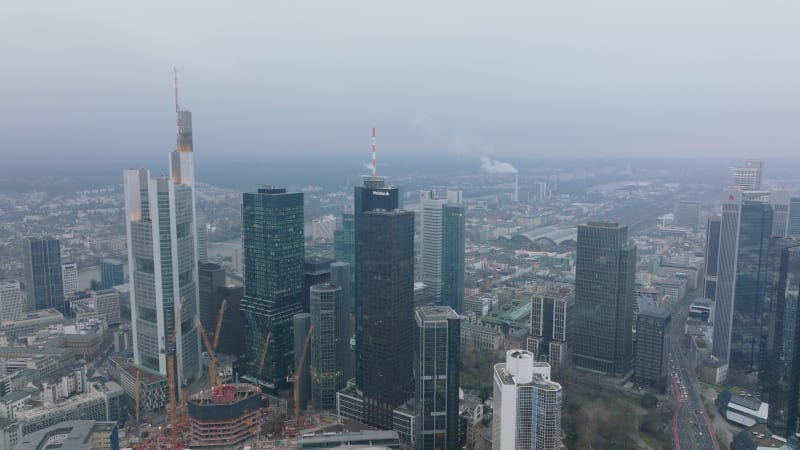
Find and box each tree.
[640,393,658,409]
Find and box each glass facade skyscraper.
[240,187,304,387]
[23,237,64,313]
[414,306,460,450]
[310,283,347,410]
[354,176,414,429]
[99,259,124,290]
[764,239,800,438]
[712,190,773,374]
[441,203,465,314]
[703,216,721,300]
[572,222,635,377]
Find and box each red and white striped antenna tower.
[371,127,377,176]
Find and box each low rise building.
[461,323,502,350]
[14,420,119,450]
[716,387,768,428]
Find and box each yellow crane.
[166,299,183,448]
[197,317,217,388]
[257,332,272,377]
[289,326,313,425]
[134,368,142,427]
[212,300,227,356]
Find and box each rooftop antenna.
[371,127,377,177]
[174,67,180,114]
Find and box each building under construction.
[187,383,262,447]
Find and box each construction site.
[120,299,367,450]
[187,383,262,447]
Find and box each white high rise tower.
[123,76,201,389]
[493,350,563,450]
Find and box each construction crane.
[257,332,272,377]
[212,300,228,354]
[197,317,218,388]
[135,369,142,428]
[165,299,183,448]
[289,326,313,425]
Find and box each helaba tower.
[354,129,415,429]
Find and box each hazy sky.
[1,1,799,165]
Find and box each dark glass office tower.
[355,181,414,429]
[712,190,773,374]
[198,262,226,347]
[634,299,671,390]
[23,237,65,313]
[703,216,721,300]
[99,259,124,290]
[303,257,332,312]
[240,187,304,387]
[441,204,465,314]
[572,222,636,377]
[415,306,460,450]
[789,197,800,238]
[763,239,800,438]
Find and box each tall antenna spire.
[371,127,377,177]
[174,67,182,142]
[174,66,180,113]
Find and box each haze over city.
[2,0,800,167]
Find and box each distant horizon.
[2,1,800,162]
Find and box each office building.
[196,211,208,263]
[123,100,201,387]
[333,212,355,310]
[61,261,78,299]
[310,283,348,410]
[240,186,304,387]
[527,287,573,368]
[415,306,460,450]
[763,239,800,438]
[771,190,793,238]
[354,176,413,429]
[712,190,773,375]
[442,203,466,314]
[198,261,226,345]
[0,280,25,325]
[703,216,721,300]
[215,284,243,356]
[634,298,671,389]
[731,159,764,190]
[303,257,332,313]
[572,222,636,377]
[674,200,701,231]
[420,192,446,304]
[23,237,64,313]
[99,259,124,290]
[420,192,465,313]
[329,262,353,381]
[790,197,800,238]
[492,350,562,450]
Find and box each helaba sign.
[372,190,390,196]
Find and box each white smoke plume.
[480,156,518,174]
